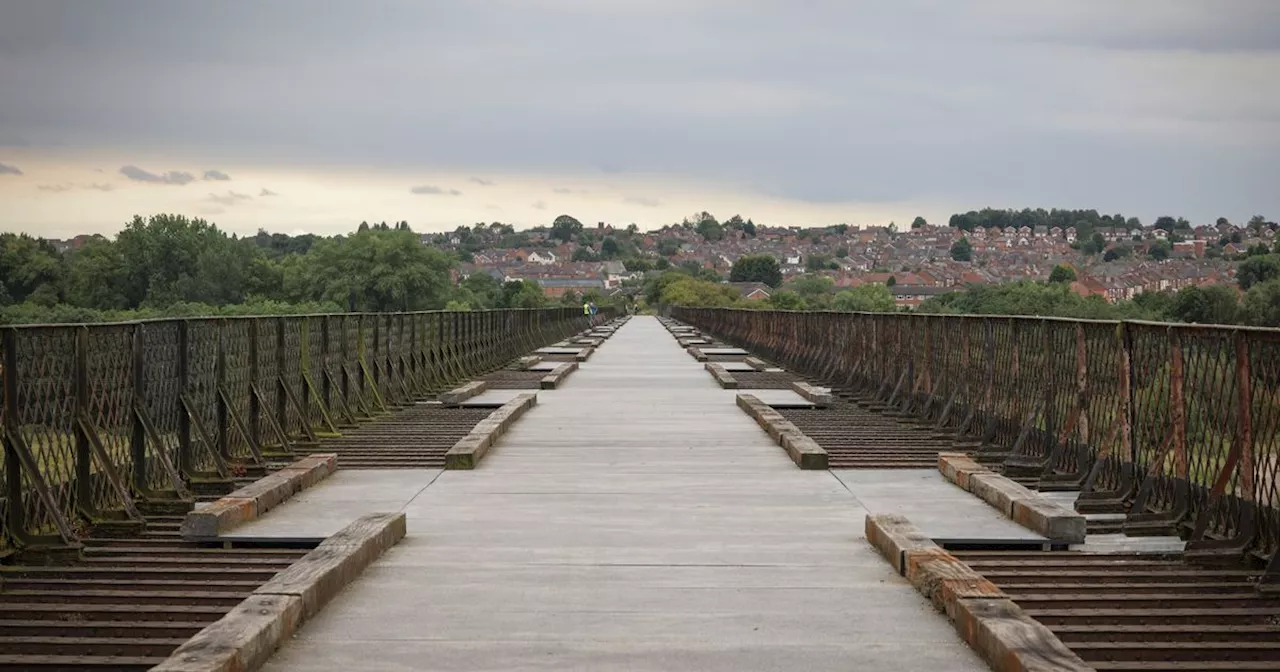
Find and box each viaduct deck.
[255,316,989,671]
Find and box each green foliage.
[948,208,1140,241]
[285,226,455,311]
[1080,232,1107,256]
[949,237,972,262]
[1241,279,1280,327]
[0,233,64,306]
[886,276,897,287]
[1146,239,1171,261]
[660,277,740,307]
[657,238,682,257]
[918,282,1159,320]
[767,291,806,310]
[694,212,724,242]
[623,258,654,273]
[1168,284,1239,325]
[786,274,834,309]
[1103,246,1133,262]
[804,254,838,272]
[444,300,472,311]
[833,284,895,312]
[835,246,849,258]
[571,247,599,262]
[1238,255,1280,290]
[729,254,782,287]
[1048,265,1077,284]
[911,216,928,229]
[0,298,344,325]
[499,280,547,309]
[550,214,584,243]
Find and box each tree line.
[0,215,613,324]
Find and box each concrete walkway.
[262,316,985,671]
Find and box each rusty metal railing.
[673,307,1280,589]
[0,307,605,555]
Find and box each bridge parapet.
[0,307,607,556]
[674,306,1280,587]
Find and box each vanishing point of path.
[262,316,986,671]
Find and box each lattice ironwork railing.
[0,307,602,554]
[674,307,1280,587]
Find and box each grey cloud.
[259,188,278,196]
[120,165,195,185]
[203,169,231,181]
[1,2,1278,222]
[531,200,547,210]
[468,177,495,186]
[0,162,22,175]
[624,196,661,208]
[205,190,253,205]
[410,185,462,196]
[38,182,115,192]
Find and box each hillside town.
[417,212,1272,310]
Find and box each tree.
[1153,216,1178,233]
[694,213,724,242]
[742,219,757,237]
[600,237,620,259]
[623,258,653,273]
[550,214,583,243]
[1241,279,1280,327]
[0,233,64,306]
[285,226,454,311]
[835,246,849,258]
[729,255,782,288]
[659,277,739,307]
[886,276,897,287]
[1238,255,1280,290]
[1048,265,1077,284]
[572,247,599,262]
[950,237,972,262]
[787,274,834,309]
[1169,284,1239,325]
[1147,239,1171,261]
[499,280,546,308]
[805,254,837,272]
[657,238,682,257]
[911,216,928,229]
[833,284,895,312]
[767,291,806,310]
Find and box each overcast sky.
[1,0,1278,238]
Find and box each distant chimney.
[598,222,605,229]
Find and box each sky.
[1,0,1278,239]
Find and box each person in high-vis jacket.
[583,302,591,316]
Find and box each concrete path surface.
[261,316,986,671]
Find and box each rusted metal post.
[215,320,230,462]
[130,324,147,492]
[176,320,192,476]
[1170,330,1188,479]
[73,326,92,513]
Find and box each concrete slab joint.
[936,454,1087,544]
[438,380,488,406]
[180,454,338,538]
[704,362,738,389]
[744,356,769,371]
[734,393,828,470]
[790,381,833,406]
[153,513,407,672]
[445,392,538,469]
[863,514,1091,672]
[540,362,579,389]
